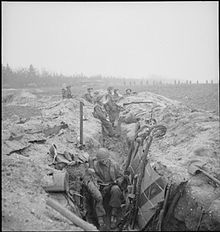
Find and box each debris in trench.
[188,160,220,186]
[3,140,31,156]
[46,198,98,231]
[43,121,68,138]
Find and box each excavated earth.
[2,89,220,231]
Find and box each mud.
[2,89,220,231]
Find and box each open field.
[2,83,219,121]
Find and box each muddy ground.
[2,86,220,231]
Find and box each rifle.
[117,174,138,231]
[156,183,172,231]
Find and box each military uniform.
[84,93,94,104]
[93,103,115,137]
[66,86,72,98]
[104,94,121,128]
[87,148,125,228]
[62,88,68,99]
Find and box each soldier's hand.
[87,168,95,175]
[68,161,77,166]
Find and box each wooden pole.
[46,198,98,231]
[80,101,84,146]
[123,101,153,106]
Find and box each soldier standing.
[93,96,117,137]
[62,83,68,99]
[66,85,72,98]
[125,88,132,96]
[112,89,123,102]
[84,88,94,104]
[104,87,122,128]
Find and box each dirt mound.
[117,91,220,230]
[2,90,219,231]
[2,97,102,231]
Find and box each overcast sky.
[2,2,219,81]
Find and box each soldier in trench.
[93,96,119,137]
[66,85,73,98]
[104,87,122,128]
[61,83,68,99]
[125,88,132,96]
[112,88,123,102]
[83,87,94,104]
[84,148,129,230]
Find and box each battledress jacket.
[89,157,123,184]
[93,104,108,120]
[84,93,94,104]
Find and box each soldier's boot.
[110,207,118,229]
[110,215,117,229]
[98,216,105,231]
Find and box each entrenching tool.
[188,160,220,186]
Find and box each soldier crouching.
[85,148,129,230]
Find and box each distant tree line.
[2,64,114,88]
[2,64,215,89]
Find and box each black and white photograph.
[2,2,219,231]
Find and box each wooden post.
[80,101,84,147]
[46,198,98,231]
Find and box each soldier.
[125,88,132,96]
[104,87,121,127]
[84,88,94,104]
[112,89,123,102]
[93,96,117,137]
[66,85,72,98]
[87,148,129,229]
[62,83,68,99]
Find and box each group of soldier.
[81,86,131,229]
[62,84,73,99]
[59,85,133,230]
[84,86,125,138]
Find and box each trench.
[95,126,188,231]
[3,90,219,231]
[91,121,220,231]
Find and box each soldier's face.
[99,159,108,166]
[108,89,113,95]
